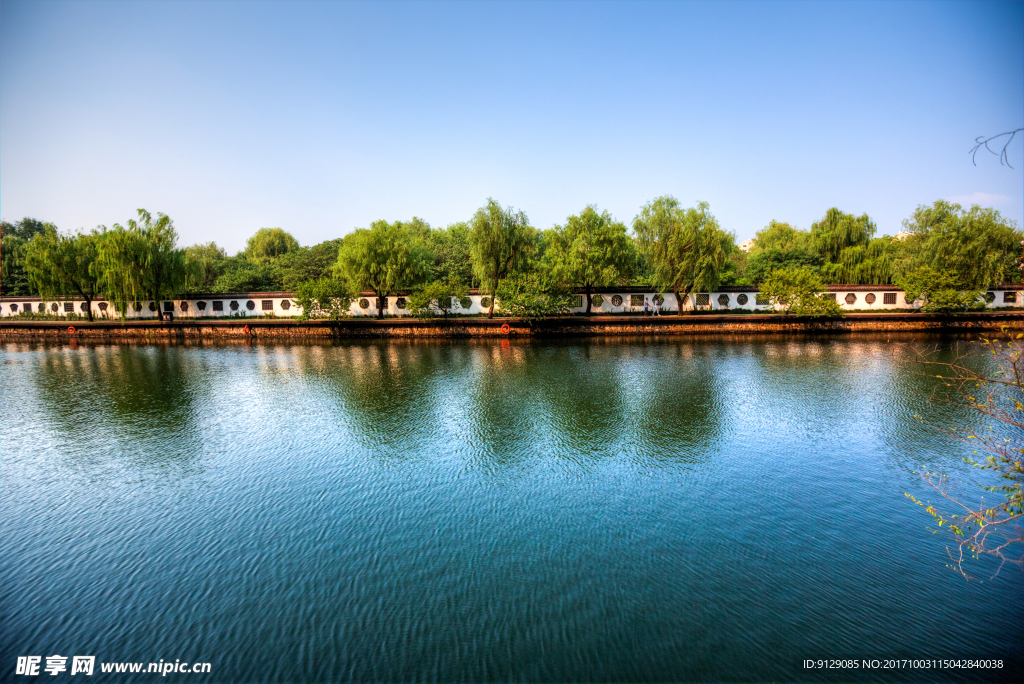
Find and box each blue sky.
[2,0,1021,253]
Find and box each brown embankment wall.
[1,312,1020,341]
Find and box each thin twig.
[971,128,1024,168]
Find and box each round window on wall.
[99,302,108,311]
[230,301,239,311]
[653,294,664,305]
[611,294,623,307]
[179,301,189,311]
[718,294,730,306]
[865,293,876,304]
[281,300,291,310]
[246,300,255,310]
[197,301,207,311]
[736,293,749,306]
[480,296,492,309]
[592,294,603,307]
[396,297,406,310]
[359,298,370,309]
[148,301,157,312]
[845,293,857,305]
[459,296,472,310]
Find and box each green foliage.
[187,237,342,294]
[469,198,535,317]
[294,278,353,320]
[2,217,48,242]
[23,227,103,321]
[334,219,431,318]
[827,236,897,285]
[633,197,734,310]
[896,266,984,313]
[184,242,227,292]
[407,276,469,319]
[243,227,300,261]
[495,272,575,322]
[93,210,192,319]
[2,218,49,296]
[212,258,282,293]
[761,267,844,318]
[546,205,633,313]
[425,222,475,286]
[743,220,822,285]
[810,207,876,264]
[900,200,1022,288]
[755,221,811,252]
[745,246,823,285]
[2,235,32,295]
[277,238,345,290]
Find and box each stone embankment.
[1,312,1020,341]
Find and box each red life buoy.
[243,325,251,335]
[67,326,76,335]
[500,323,510,334]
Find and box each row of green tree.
[2,197,1020,320]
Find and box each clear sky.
[1,0,1021,253]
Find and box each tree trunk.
[74,283,94,322]
[585,285,592,315]
[377,294,384,319]
[674,287,692,316]
[488,276,497,319]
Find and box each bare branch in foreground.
[971,128,1024,168]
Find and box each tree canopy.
[243,227,300,261]
[545,206,633,314]
[3,196,1020,315]
[333,219,430,318]
[93,210,192,318]
[468,199,534,318]
[633,197,734,313]
[898,200,1022,289]
[761,267,843,318]
[2,218,49,296]
[23,227,103,320]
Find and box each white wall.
[2,289,1020,319]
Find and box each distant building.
[893,231,913,241]
[739,238,757,253]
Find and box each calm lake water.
[1,336,1021,683]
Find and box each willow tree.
[808,208,876,282]
[546,206,633,314]
[93,210,192,319]
[333,219,430,319]
[633,197,734,314]
[23,227,102,320]
[900,200,1022,288]
[468,198,534,318]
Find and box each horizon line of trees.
[2,197,1021,320]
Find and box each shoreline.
[2,311,1020,341]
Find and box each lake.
[1,336,1020,682]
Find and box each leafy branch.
[905,327,1024,579]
